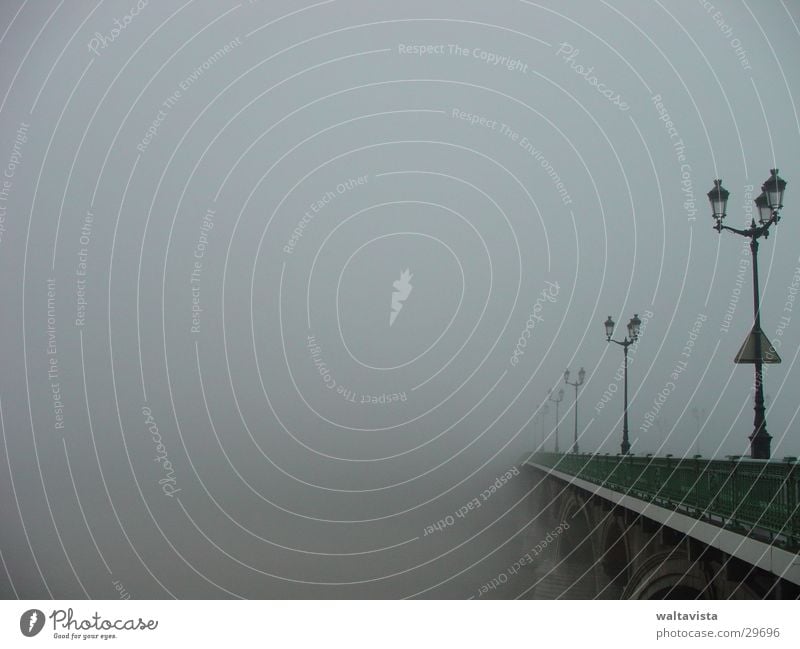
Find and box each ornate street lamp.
[605,314,641,454]
[540,403,549,448]
[548,388,565,453]
[564,367,586,453]
[707,170,786,459]
[691,406,706,457]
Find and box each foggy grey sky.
[1,0,800,599]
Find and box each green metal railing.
[528,452,800,549]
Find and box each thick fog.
[1,0,799,598]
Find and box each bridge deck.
[526,452,800,585]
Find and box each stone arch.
[705,560,769,599]
[719,579,762,599]
[623,551,712,599]
[555,490,595,563]
[599,513,631,592]
[550,488,601,596]
[540,474,562,522]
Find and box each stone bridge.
[523,452,800,599]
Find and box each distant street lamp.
[707,170,786,460]
[691,407,706,456]
[564,367,586,453]
[605,314,641,455]
[548,388,565,453]
[540,403,549,447]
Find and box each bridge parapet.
[528,452,800,551]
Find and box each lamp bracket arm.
[718,224,752,237]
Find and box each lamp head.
[628,313,642,341]
[707,179,729,227]
[754,191,772,225]
[604,315,615,341]
[762,168,786,214]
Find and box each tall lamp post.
[707,170,786,460]
[605,314,641,455]
[691,406,706,456]
[564,367,586,454]
[540,403,549,448]
[548,389,564,453]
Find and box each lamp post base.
[749,430,772,460]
